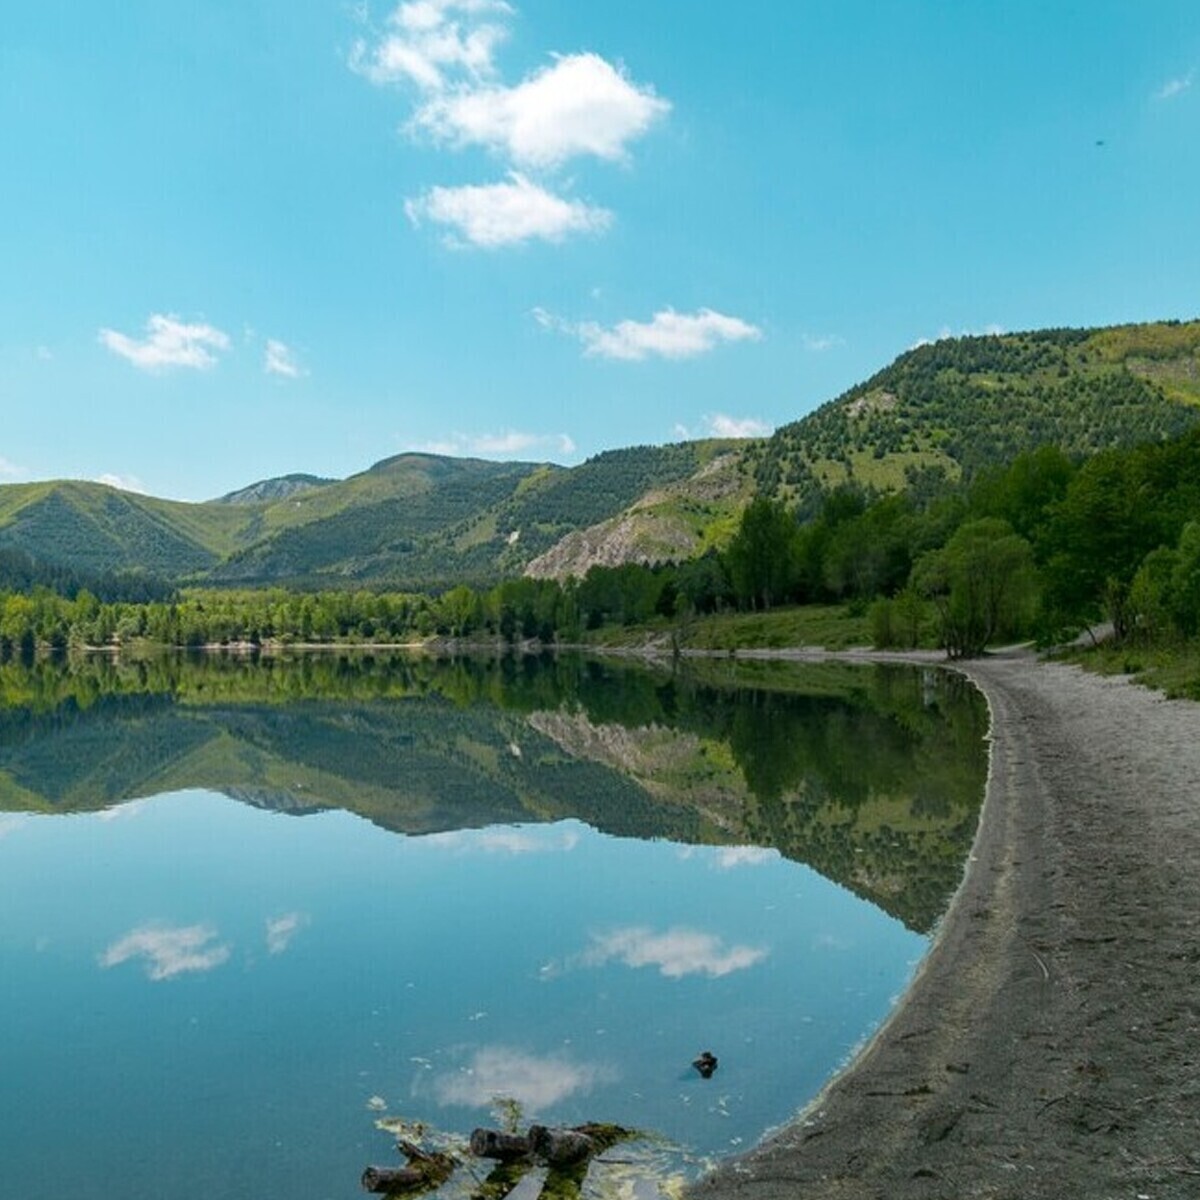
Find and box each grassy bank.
[1057,642,1200,700]
[583,604,873,652]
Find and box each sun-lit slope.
[524,447,756,579]
[204,443,731,587]
[752,319,1200,512]
[206,453,552,585]
[0,480,254,577]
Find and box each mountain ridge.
[3,317,1198,589]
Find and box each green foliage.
[912,519,1037,657]
[724,498,801,609]
[754,321,1200,512]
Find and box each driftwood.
[469,1127,532,1162]
[364,1122,633,1198]
[361,1139,455,1195]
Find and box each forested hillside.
[751,320,1200,513]
[2,319,1198,590]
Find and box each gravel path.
[690,650,1200,1200]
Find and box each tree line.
[1,428,1198,660]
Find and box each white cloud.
[705,413,772,439]
[584,926,768,979]
[0,456,26,480]
[266,911,309,955]
[535,306,763,362]
[910,322,1005,350]
[352,0,512,91]
[412,52,669,168]
[99,923,231,981]
[416,429,575,458]
[1155,71,1193,100]
[802,332,844,352]
[264,338,306,379]
[406,173,612,247]
[96,473,148,494]
[434,1047,611,1109]
[99,314,230,372]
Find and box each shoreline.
[689,647,1200,1199]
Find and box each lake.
[0,652,987,1198]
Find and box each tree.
[912,519,1037,657]
[724,498,801,610]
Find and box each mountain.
[750,319,1200,513]
[213,473,335,505]
[2,318,1198,589]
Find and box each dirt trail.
[690,650,1200,1200]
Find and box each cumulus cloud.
[266,911,309,955]
[705,413,772,438]
[584,926,768,979]
[434,1047,611,1109]
[535,306,763,362]
[264,338,306,379]
[802,332,844,352]
[406,173,612,247]
[1155,71,1194,100]
[99,923,231,981]
[96,473,148,494]
[412,52,670,168]
[910,322,1005,350]
[351,0,512,90]
[99,314,230,372]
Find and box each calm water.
[0,653,987,1199]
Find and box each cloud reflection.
[434,1047,611,1110]
[265,911,309,955]
[585,926,768,979]
[100,923,231,981]
[425,825,580,856]
[0,815,29,840]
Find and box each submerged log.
[527,1125,596,1167]
[361,1140,455,1194]
[469,1127,532,1162]
[361,1165,427,1194]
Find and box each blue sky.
[1,1,1197,501]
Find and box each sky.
[1,1,1198,501]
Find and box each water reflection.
[0,655,988,1198]
[0,651,987,932]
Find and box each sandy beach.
[690,649,1200,1200]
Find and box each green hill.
[3,318,1198,588]
[750,319,1200,512]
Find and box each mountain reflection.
[0,652,987,932]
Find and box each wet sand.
[690,649,1200,1200]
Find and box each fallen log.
[361,1166,427,1194]
[469,1127,532,1162]
[361,1139,455,1194]
[528,1125,596,1167]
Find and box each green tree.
[724,498,801,610]
[912,518,1037,657]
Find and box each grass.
[1056,641,1200,700]
[584,603,873,653]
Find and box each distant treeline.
[2,428,1198,660]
